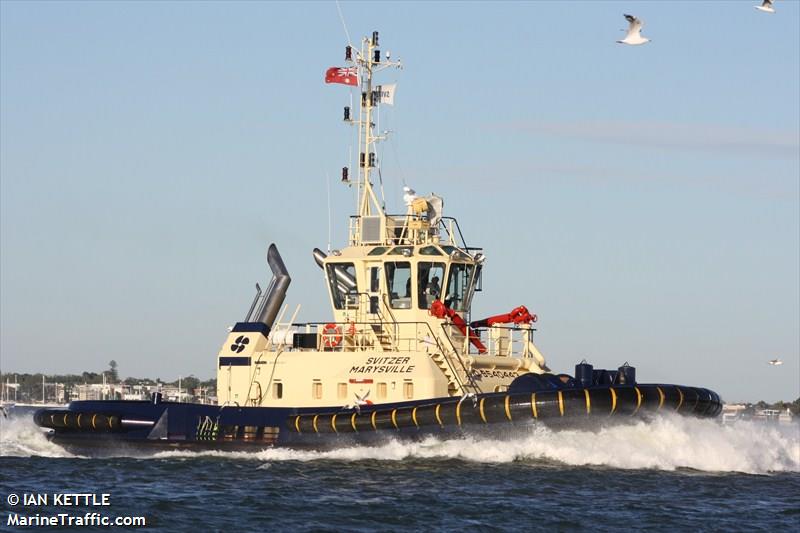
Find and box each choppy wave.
[154,415,799,474]
[3,411,798,473]
[0,416,78,458]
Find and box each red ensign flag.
[325,67,358,86]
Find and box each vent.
[361,216,382,243]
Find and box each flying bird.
[617,14,650,46]
[755,0,775,13]
[768,359,783,366]
[355,390,373,405]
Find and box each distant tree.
[108,360,119,382]
[182,375,201,391]
[81,372,100,383]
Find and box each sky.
[1,1,798,403]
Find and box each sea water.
[1,412,798,532]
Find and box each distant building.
[722,403,795,425]
[721,403,747,424]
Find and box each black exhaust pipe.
[256,244,291,329]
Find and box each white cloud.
[503,120,799,159]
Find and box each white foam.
[4,410,797,473]
[151,415,800,474]
[0,417,79,459]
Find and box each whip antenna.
[335,1,353,48]
[325,170,332,253]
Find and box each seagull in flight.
[768,358,783,366]
[755,0,775,13]
[617,14,650,46]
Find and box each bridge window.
[272,382,283,399]
[377,382,387,399]
[385,262,412,309]
[337,383,347,399]
[419,245,443,256]
[312,381,322,400]
[369,266,381,292]
[418,262,445,309]
[389,246,414,256]
[441,245,471,261]
[326,262,358,310]
[444,263,475,312]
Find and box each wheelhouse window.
[326,262,358,310]
[444,263,476,312]
[369,266,381,292]
[418,262,445,309]
[441,245,471,261]
[385,261,412,309]
[419,245,443,256]
[389,246,414,256]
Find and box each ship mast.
[346,31,402,222]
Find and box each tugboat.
[34,31,722,453]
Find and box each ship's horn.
[256,244,291,329]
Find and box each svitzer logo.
[230,336,250,353]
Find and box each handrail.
[437,323,482,395]
[287,318,479,395]
[348,214,478,251]
[409,320,465,392]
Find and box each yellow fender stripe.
[478,398,487,424]
[676,388,684,412]
[557,391,565,417]
[504,395,512,421]
[370,411,377,431]
[312,415,319,433]
[610,387,617,415]
[350,412,358,432]
[531,393,538,419]
[92,414,97,430]
[63,414,69,427]
[633,387,642,415]
[657,386,665,410]
[76,413,82,429]
[391,409,399,429]
[584,389,591,414]
[435,404,443,427]
[455,402,462,426]
[294,415,301,433]
[411,407,419,428]
[331,414,338,433]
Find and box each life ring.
[322,323,342,348]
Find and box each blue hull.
[34,383,722,455]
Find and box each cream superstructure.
[216,32,549,409]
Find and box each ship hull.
[35,383,722,455]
